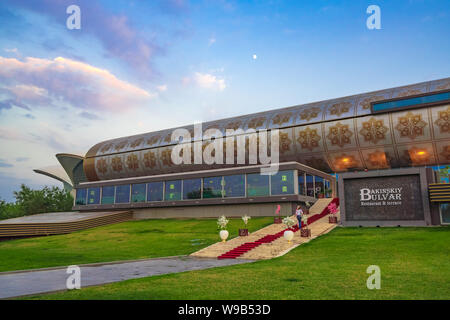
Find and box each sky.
[0,0,449,202]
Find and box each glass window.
[101,186,115,204]
[87,188,100,205]
[131,183,146,203]
[298,172,306,195]
[440,203,450,224]
[165,180,181,201]
[223,174,245,198]
[147,182,164,202]
[271,170,294,195]
[247,173,269,197]
[75,188,87,205]
[315,176,325,198]
[324,180,331,198]
[306,174,315,197]
[183,178,202,199]
[203,176,223,198]
[115,185,130,203]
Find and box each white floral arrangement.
[217,215,229,230]
[282,216,296,229]
[242,215,251,226]
[301,214,308,227]
[305,201,311,208]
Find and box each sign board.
[343,174,424,221]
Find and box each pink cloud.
[0,56,155,112]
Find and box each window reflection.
[183,179,202,199]
[101,186,115,204]
[75,188,87,205]
[306,174,314,197]
[203,176,223,198]
[131,183,146,203]
[87,188,100,205]
[115,185,131,203]
[165,180,181,201]
[223,175,245,198]
[247,173,269,197]
[147,182,164,201]
[271,170,294,195]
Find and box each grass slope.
[0,217,272,272]
[28,226,450,300]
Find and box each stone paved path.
[0,256,254,299]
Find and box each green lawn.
[0,217,272,272]
[27,226,450,300]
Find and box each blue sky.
[0,0,449,201]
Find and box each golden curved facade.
[84,78,450,181]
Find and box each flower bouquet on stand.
[217,215,229,242]
[300,214,311,238]
[274,204,282,224]
[304,202,311,215]
[328,202,338,224]
[239,215,251,236]
[282,216,297,243]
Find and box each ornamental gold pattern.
[359,117,389,144]
[327,122,353,148]
[395,112,427,140]
[297,127,321,151]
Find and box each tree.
[13,184,73,216]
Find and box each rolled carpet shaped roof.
[84,77,450,181]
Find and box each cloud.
[0,159,14,168]
[0,99,30,111]
[208,37,216,46]
[4,0,171,78]
[15,157,30,162]
[24,113,36,119]
[184,72,226,91]
[79,111,102,120]
[0,56,155,112]
[157,84,168,92]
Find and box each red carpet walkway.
[217,198,339,259]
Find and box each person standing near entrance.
[295,205,303,230]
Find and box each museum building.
[36,78,450,225]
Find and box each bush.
[0,184,74,220]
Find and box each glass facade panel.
[373,91,450,113]
[183,179,202,199]
[131,183,146,203]
[271,170,294,195]
[306,174,315,197]
[203,176,223,198]
[223,174,245,198]
[165,180,181,201]
[298,172,306,195]
[440,203,450,224]
[75,188,87,205]
[315,176,325,198]
[87,188,100,205]
[101,186,115,204]
[115,185,130,203]
[247,173,269,197]
[147,182,164,202]
[324,180,331,198]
